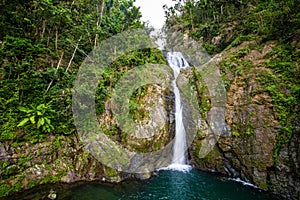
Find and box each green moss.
[129,84,154,121]
[201,146,222,162]
[0,174,26,197]
[203,43,215,55]
[190,67,212,119]
[1,161,9,168]
[197,130,205,139]
[28,180,38,188]
[0,168,68,198]
[104,167,118,177]
[52,135,64,148]
[232,131,240,137]
[12,142,19,148]
[191,141,202,164]
[3,165,18,176]
[259,181,268,190]
[10,179,24,193]
[1,161,17,177]
[0,183,11,197]
[219,46,254,92]
[245,126,254,136]
[41,171,66,184]
[253,44,299,163]
[153,141,162,150]
[102,125,118,136]
[17,156,31,167]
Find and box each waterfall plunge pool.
[5,169,279,200]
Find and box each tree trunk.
[40,20,46,42]
[55,27,58,51]
[94,0,105,48]
[66,36,82,72]
[46,51,64,93]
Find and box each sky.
[133,0,177,29]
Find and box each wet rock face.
[190,41,300,199]
[191,74,278,187]
[267,130,300,200]
[97,66,175,154]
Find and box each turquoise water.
[6,169,279,200]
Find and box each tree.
[0,0,144,141]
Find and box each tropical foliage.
[0,0,146,142]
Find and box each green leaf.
[49,124,55,131]
[47,68,57,73]
[23,18,31,22]
[37,104,46,111]
[30,116,36,124]
[45,117,51,125]
[37,118,45,128]
[2,161,9,168]
[17,118,29,127]
[18,106,33,113]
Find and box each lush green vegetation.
[0,0,171,193]
[0,1,170,195]
[0,0,161,143]
[165,0,300,53]
[1,0,299,197]
[165,0,300,162]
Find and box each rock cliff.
[190,39,300,200]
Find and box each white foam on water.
[158,164,192,173]
[228,177,259,188]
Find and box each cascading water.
[164,52,192,171]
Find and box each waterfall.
[164,52,192,172]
